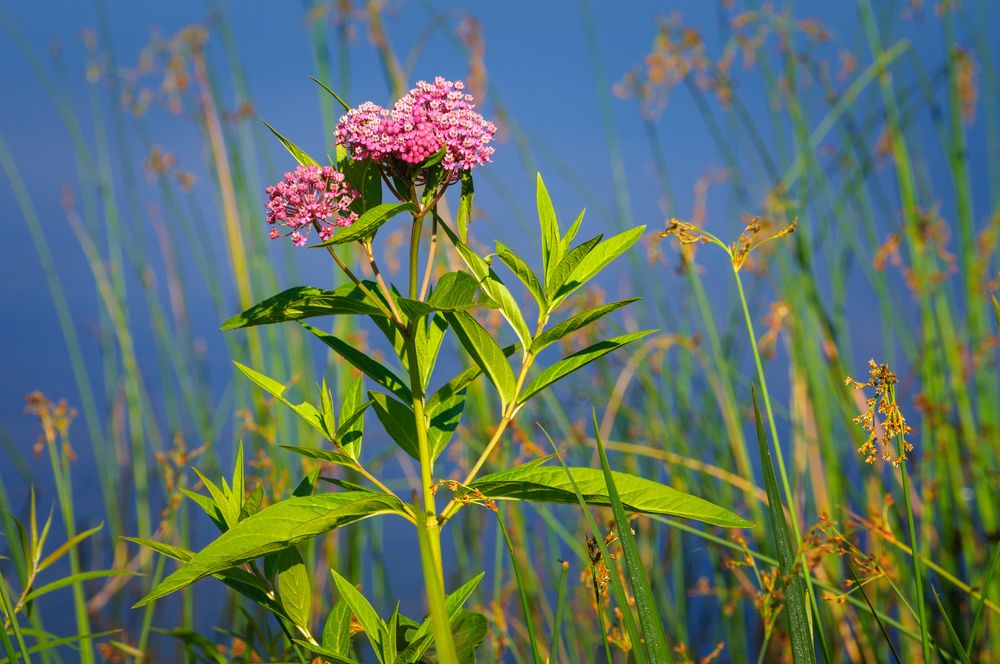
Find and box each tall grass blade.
[542,428,647,664]
[966,542,1000,655]
[494,508,542,664]
[931,587,971,664]
[751,387,815,664]
[846,561,902,664]
[592,412,672,662]
[549,561,569,664]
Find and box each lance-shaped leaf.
[302,323,411,403]
[341,157,382,214]
[536,173,562,283]
[531,298,640,353]
[232,362,330,441]
[274,546,312,633]
[519,330,655,404]
[331,570,387,660]
[415,315,449,389]
[134,492,407,607]
[221,283,384,331]
[445,311,517,405]
[261,119,319,167]
[495,242,545,306]
[396,573,486,663]
[314,202,416,247]
[280,445,357,469]
[544,233,600,296]
[428,388,467,459]
[469,465,752,528]
[310,76,350,111]
[369,392,420,460]
[339,376,368,458]
[322,600,353,658]
[396,271,486,320]
[550,226,645,306]
[457,171,474,243]
[438,218,533,348]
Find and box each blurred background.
[1,1,998,662]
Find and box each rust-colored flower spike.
[660,216,797,272]
[845,359,914,467]
[730,216,798,271]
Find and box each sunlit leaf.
[470,465,753,528]
[261,118,319,167]
[531,298,639,353]
[135,492,407,607]
[314,202,417,247]
[221,283,384,331]
[519,330,654,404]
[445,311,517,405]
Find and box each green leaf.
[322,600,354,657]
[560,209,586,253]
[0,630,119,664]
[340,376,368,458]
[551,226,646,306]
[221,283,384,331]
[331,569,387,662]
[135,492,406,607]
[341,157,383,214]
[457,171,474,243]
[23,570,136,603]
[752,387,815,664]
[428,388,466,459]
[123,537,193,562]
[370,392,420,460]
[445,312,517,405]
[233,361,331,441]
[531,298,639,353]
[302,323,412,403]
[191,468,239,530]
[437,217,533,348]
[309,76,350,111]
[993,293,1000,328]
[314,202,417,247]
[275,546,312,633]
[179,488,226,531]
[495,242,545,306]
[932,587,972,664]
[536,173,562,284]
[593,415,672,663]
[396,271,485,319]
[399,572,484,658]
[281,445,356,469]
[545,234,602,299]
[470,465,753,528]
[261,118,319,167]
[519,330,654,404]
[36,523,103,573]
[415,315,449,389]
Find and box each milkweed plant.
[131,77,751,663]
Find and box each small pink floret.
[264,165,359,246]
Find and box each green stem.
[893,387,932,662]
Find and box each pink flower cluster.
[335,77,496,175]
[265,165,358,246]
